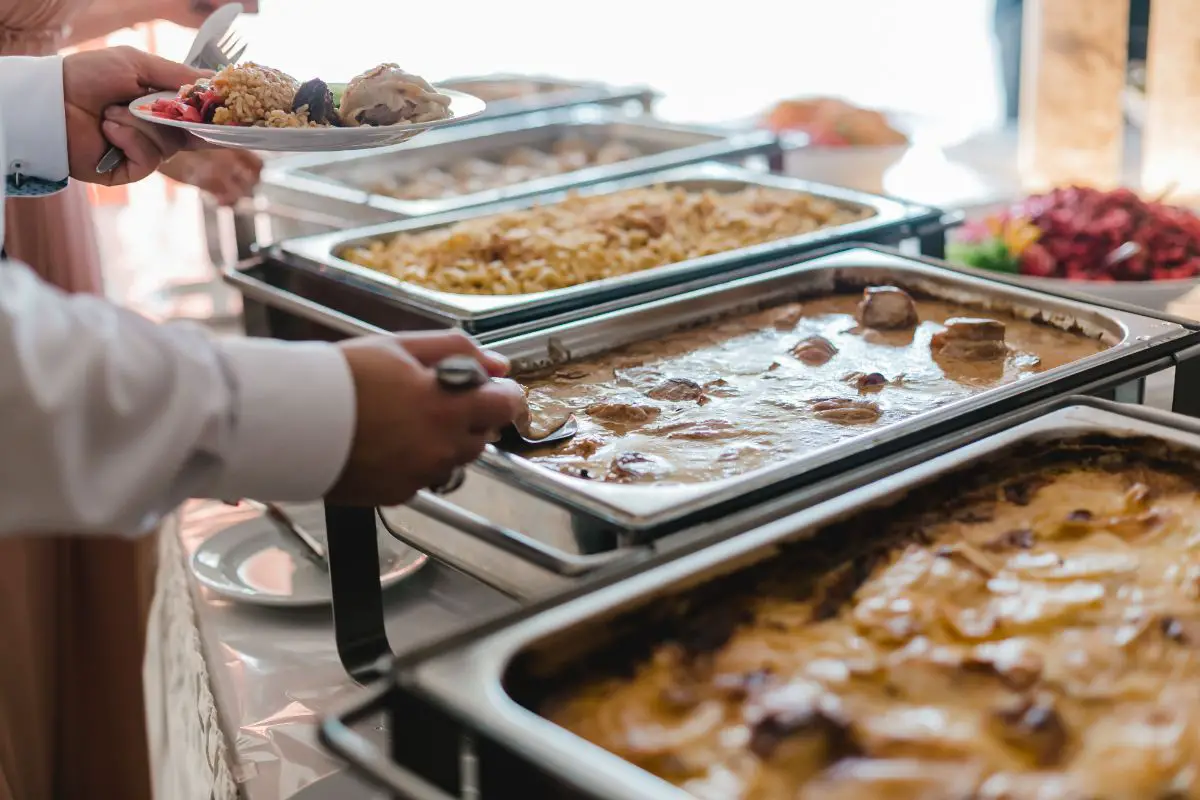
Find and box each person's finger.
[397,331,509,376]
[133,50,210,92]
[105,106,191,160]
[451,435,488,467]
[464,380,526,431]
[102,121,170,183]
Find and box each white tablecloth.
[143,501,515,800]
[144,515,240,800]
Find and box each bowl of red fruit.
[948,186,1200,312]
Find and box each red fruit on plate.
[1019,242,1056,277]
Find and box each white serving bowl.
[783,144,911,194]
[1009,272,1200,313]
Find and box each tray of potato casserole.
[276,163,940,333]
[325,399,1200,800]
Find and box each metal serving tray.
[321,398,1200,799]
[436,74,657,122]
[275,162,938,334]
[263,107,780,220]
[256,109,781,243]
[377,246,1190,581]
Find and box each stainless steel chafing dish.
[269,163,932,336]
[256,108,781,241]
[376,246,1193,598]
[436,73,657,122]
[321,398,1200,799]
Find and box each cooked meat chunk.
[606,451,674,483]
[769,302,806,330]
[930,317,1008,361]
[845,371,889,393]
[585,401,660,427]
[646,377,705,402]
[856,286,918,330]
[746,682,860,766]
[559,434,606,459]
[810,397,882,424]
[791,336,839,366]
[990,693,1069,767]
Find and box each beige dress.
[1,3,156,798]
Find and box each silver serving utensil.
[224,498,328,570]
[431,355,577,495]
[96,3,246,174]
[1105,241,1142,268]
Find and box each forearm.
[62,1,163,47]
[0,261,356,537]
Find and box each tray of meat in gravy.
[380,246,1192,563]
[371,398,1200,800]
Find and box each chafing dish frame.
[272,162,944,334]
[259,107,782,224]
[320,396,1200,799]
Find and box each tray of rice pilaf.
[129,62,486,152]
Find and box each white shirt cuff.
[0,56,69,183]
[209,337,356,501]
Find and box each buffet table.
[146,503,517,800]
[149,104,1200,797]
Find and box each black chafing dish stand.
[318,394,1200,799]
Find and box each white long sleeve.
[0,56,358,537]
[0,262,358,537]
[0,56,69,187]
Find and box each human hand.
[62,46,211,186]
[160,149,263,205]
[327,331,524,506]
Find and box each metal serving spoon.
[432,355,577,494]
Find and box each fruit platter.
[948,186,1200,311]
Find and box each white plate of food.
[191,503,427,607]
[132,62,485,152]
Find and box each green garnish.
[947,239,1021,274]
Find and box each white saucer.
[130,88,485,152]
[191,504,426,607]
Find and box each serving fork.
[95,11,247,174]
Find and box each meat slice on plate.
[856,286,918,330]
[930,317,1008,361]
[791,336,839,366]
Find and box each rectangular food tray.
[274,162,942,334]
[259,107,780,220]
[436,74,656,122]
[324,398,1200,799]
[382,245,1190,539]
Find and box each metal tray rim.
[406,401,1200,800]
[277,162,927,322]
[435,74,656,122]
[431,246,1191,530]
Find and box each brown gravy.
[543,442,1200,798]
[519,293,1109,484]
